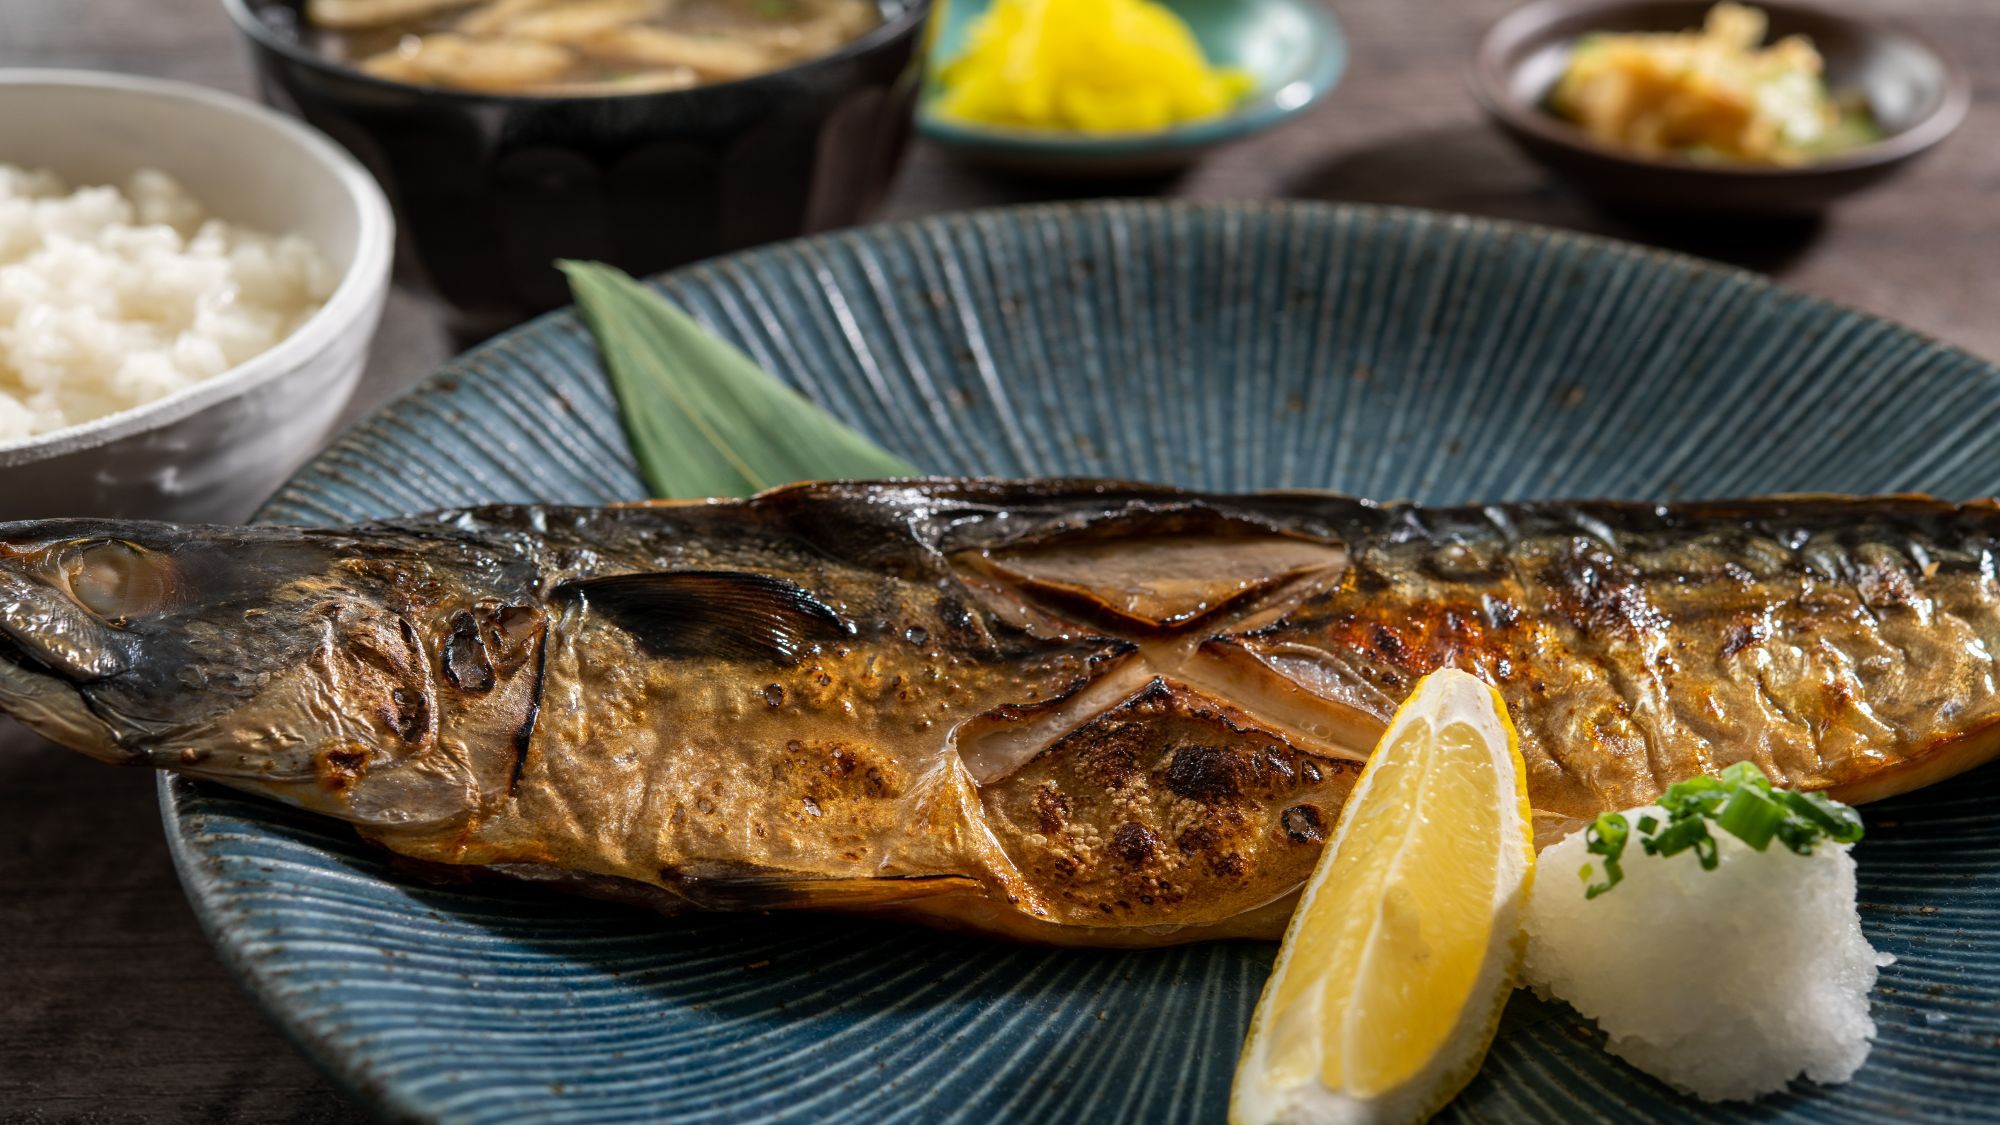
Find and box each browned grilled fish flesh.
[2,480,1994,945]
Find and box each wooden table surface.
[1,0,1994,1120]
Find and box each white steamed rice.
[1523,806,1891,1102]
[0,164,334,443]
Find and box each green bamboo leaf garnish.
[1580,761,1864,897]
[562,261,917,500]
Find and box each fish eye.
[57,541,171,623]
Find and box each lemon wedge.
[1231,668,1535,1124]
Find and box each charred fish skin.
[3,482,1999,947]
[0,515,552,830]
[1274,495,2000,836]
[417,486,1359,940]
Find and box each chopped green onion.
[1694,831,1719,869]
[1583,813,1629,899]
[1716,784,1784,851]
[1642,816,1714,864]
[1659,773,1729,821]
[1718,760,1769,788]
[1664,776,1723,803]
[1776,789,1866,844]
[1773,816,1821,856]
[1579,761,1861,895]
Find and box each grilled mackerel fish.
[3,480,1996,945]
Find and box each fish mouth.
[0,559,131,683]
[0,627,39,673]
[0,618,67,688]
[0,577,130,761]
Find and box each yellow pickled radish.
[1231,668,1536,1124]
[933,0,1254,133]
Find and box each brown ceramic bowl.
[224,0,929,337]
[1473,0,1970,216]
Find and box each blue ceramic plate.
[918,0,1346,176]
[166,201,2000,1123]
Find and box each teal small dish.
[918,0,1346,176]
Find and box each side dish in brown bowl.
[1473,0,1968,216]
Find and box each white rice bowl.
[1522,806,1891,1102]
[0,164,333,442]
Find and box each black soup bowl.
[225,0,930,336]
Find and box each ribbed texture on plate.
[176,200,2000,1123]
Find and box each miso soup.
[305,0,883,95]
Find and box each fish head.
[0,518,548,831]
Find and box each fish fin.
[667,871,984,911]
[559,570,847,665]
